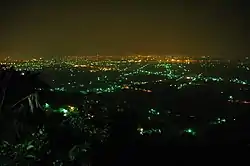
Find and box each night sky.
[0,1,249,58]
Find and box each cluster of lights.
[230,78,248,85]
[2,56,250,151]
[44,103,77,116]
[137,127,162,135]
[210,118,227,125]
[6,56,249,98]
[43,100,110,141]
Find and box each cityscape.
[1,0,250,165]
[1,55,250,136]
[1,55,250,164]
[2,56,250,164]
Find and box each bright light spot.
[68,106,75,111]
[59,108,68,114]
[44,103,50,109]
[183,128,196,136]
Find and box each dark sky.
[0,0,249,58]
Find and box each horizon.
[0,1,249,58]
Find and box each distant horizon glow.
[0,1,249,58]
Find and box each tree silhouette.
[0,66,50,142]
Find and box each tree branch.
[11,95,32,109]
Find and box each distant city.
[2,54,250,119]
[1,54,250,164]
[1,55,249,96]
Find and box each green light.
[184,128,196,136]
[44,103,50,109]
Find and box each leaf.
[68,145,77,160]
[28,96,34,113]
[34,93,40,108]
[28,140,34,145]
[2,141,9,147]
[25,155,35,158]
[26,145,34,150]
[2,141,9,145]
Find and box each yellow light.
[68,106,75,111]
